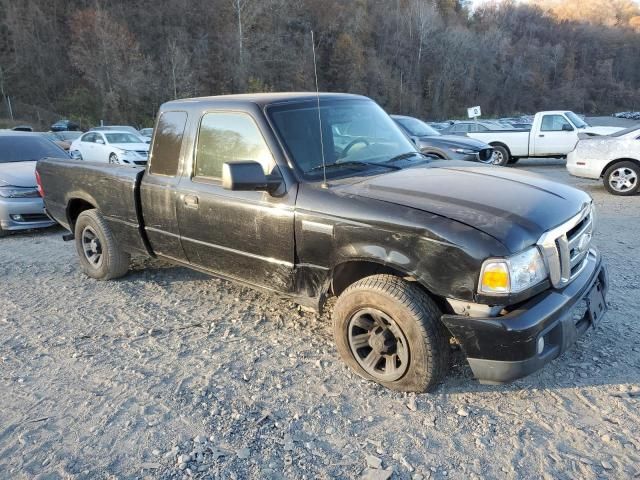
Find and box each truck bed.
[37,158,149,255]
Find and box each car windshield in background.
[55,131,82,141]
[565,112,589,128]
[105,133,142,144]
[610,125,640,137]
[268,99,418,179]
[0,136,66,163]
[397,117,440,137]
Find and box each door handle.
[183,194,199,208]
[539,134,545,137]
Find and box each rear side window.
[149,111,188,176]
[194,112,273,180]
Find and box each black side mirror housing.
[222,161,283,195]
[562,124,574,131]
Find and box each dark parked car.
[51,119,80,132]
[37,93,607,392]
[0,132,62,236]
[392,115,495,163]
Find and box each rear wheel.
[333,274,450,392]
[491,145,510,166]
[603,161,639,196]
[74,209,130,280]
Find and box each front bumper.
[450,147,494,164]
[0,197,56,231]
[441,250,607,384]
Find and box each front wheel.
[490,145,510,166]
[603,161,639,196]
[108,153,119,164]
[332,274,450,392]
[74,209,130,280]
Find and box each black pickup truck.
[37,93,608,392]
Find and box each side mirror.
[222,161,283,195]
[562,124,574,132]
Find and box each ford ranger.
[463,110,622,166]
[36,93,608,392]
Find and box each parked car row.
[613,111,640,120]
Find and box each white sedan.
[567,125,640,195]
[70,131,149,166]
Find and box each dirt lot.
[1,160,639,480]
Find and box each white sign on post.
[467,106,481,119]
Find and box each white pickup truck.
[466,111,623,166]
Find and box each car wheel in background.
[0,227,7,238]
[109,153,119,164]
[603,161,639,196]
[74,209,130,280]
[508,157,520,164]
[491,145,510,166]
[332,274,450,392]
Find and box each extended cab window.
[541,115,572,132]
[149,111,188,176]
[194,112,273,180]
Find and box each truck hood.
[337,162,591,253]
[0,161,37,187]
[583,126,624,136]
[418,135,490,150]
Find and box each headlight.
[479,246,547,294]
[451,148,477,155]
[122,150,135,155]
[0,186,40,198]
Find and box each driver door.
[533,114,577,156]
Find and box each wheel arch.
[66,196,98,231]
[329,259,451,314]
[488,141,511,157]
[600,157,640,178]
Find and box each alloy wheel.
[347,308,410,382]
[609,167,638,193]
[81,226,103,268]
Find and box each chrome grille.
[537,204,593,288]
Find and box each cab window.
[194,112,273,180]
[541,115,572,132]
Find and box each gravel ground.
[1,161,639,480]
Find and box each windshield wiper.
[308,160,401,172]
[387,151,423,163]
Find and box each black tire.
[74,209,130,280]
[109,153,119,164]
[491,145,510,166]
[332,274,450,392]
[603,161,640,196]
[0,227,7,237]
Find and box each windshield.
[268,99,418,179]
[396,117,440,137]
[565,112,589,129]
[105,133,142,144]
[610,125,640,138]
[0,136,66,163]
[55,131,82,141]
